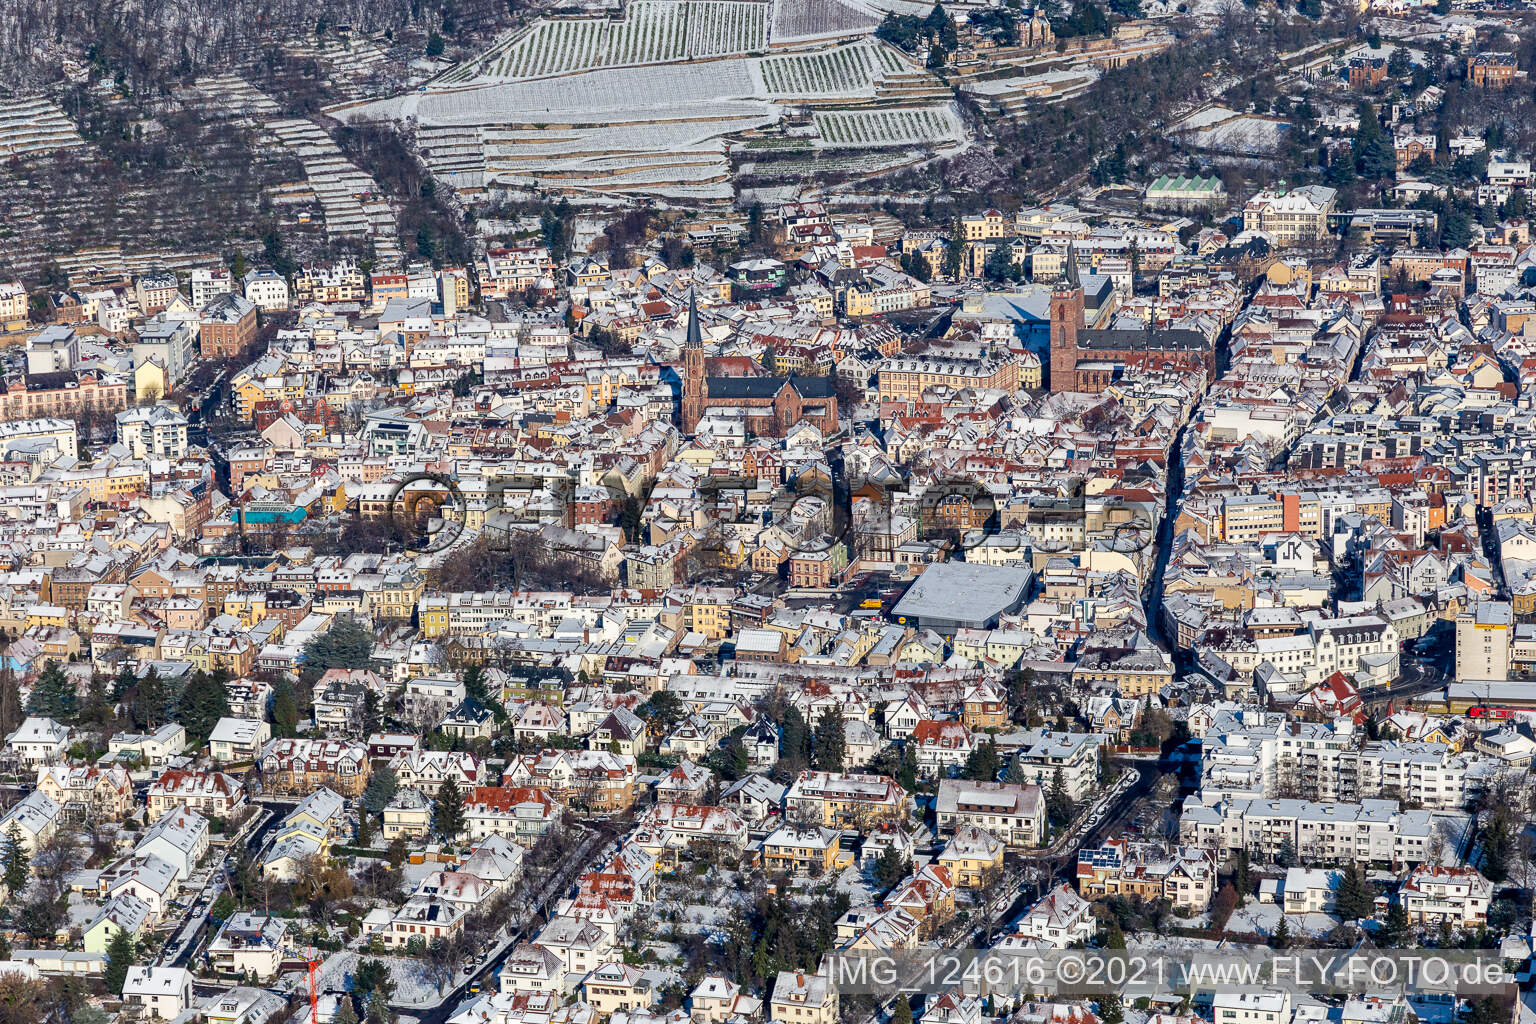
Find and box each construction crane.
[306,948,321,1023]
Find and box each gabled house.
[34,764,133,823]
[588,707,647,757]
[83,892,152,954]
[1010,884,1094,948]
[6,716,68,766]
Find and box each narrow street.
[393,821,622,1024]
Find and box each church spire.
[1059,244,1081,292]
[685,287,702,349]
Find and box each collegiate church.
[679,293,838,436]
[1048,249,1216,393]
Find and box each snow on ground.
[644,940,683,962]
[1173,105,1239,131]
[771,0,881,45]
[831,864,880,903]
[1128,934,1224,951]
[400,859,441,888]
[1183,116,1291,156]
[1226,902,1340,937]
[317,951,449,1007]
[673,901,735,927]
[66,893,100,931]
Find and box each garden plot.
[482,122,742,200]
[812,104,961,149]
[482,117,769,162]
[753,40,903,99]
[443,0,768,84]
[860,0,931,13]
[1177,113,1292,156]
[283,38,396,99]
[333,13,970,203]
[337,61,772,202]
[0,96,85,159]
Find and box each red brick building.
[679,293,837,436]
[1347,57,1386,89]
[1468,52,1522,88]
[199,293,259,359]
[1048,249,1214,393]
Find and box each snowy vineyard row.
[447,0,771,82]
[812,105,961,148]
[756,41,903,96]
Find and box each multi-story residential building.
[107,724,186,767]
[256,738,370,797]
[476,246,555,298]
[115,405,191,460]
[34,764,134,823]
[1397,864,1492,927]
[760,824,841,874]
[533,914,613,978]
[1198,716,1482,810]
[841,264,931,317]
[0,416,78,461]
[190,267,234,308]
[147,769,246,819]
[464,785,562,845]
[0,280,28,325]
[382,788,432,840]
[391,749,484,796]
[910,719,976,777]
[934,779,1045,848]
[1178,796,1438,866]
[400,675,468,729]
[1456,600,1511,681]
[0,790,59,856]
[505,749,638,812]
[122,965,195,1020]
[6,716,69,766]
[208,717,271,763]
[1008,884,1095,948]
[133,315,197,387]
[1467,52,1522,89]
[381,893,466,949]
[134,271,181,315]
[784,770,908,828]
[1211,991,1290,1024]
[207,912,289,979]
[1076,839,1216,911]
[876,355,1022,403]
[936,825,1005,888]
[242,269,290,311]
[294,261,367,305]
[770,971,838,1024]
[1347,57,1387,88]
[200,293,259,359]
[0,369,128,422]
[1009,729,1100,801]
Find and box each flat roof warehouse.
[890,561,1034,632]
